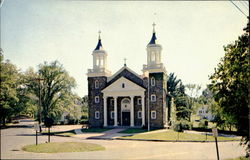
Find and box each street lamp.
[34,76,44,132]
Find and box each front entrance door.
[121,98,131,126]
[122,112,130,126]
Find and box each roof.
[104,66,146,90]
[94,38,103,51]
[148,32,157,45]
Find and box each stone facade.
[88,69,168,128]
[88,76,107,127]
[87,24,170,128]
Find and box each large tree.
[0,53,19,125]
[209,30,249,156]
[167,73,190,120]
[25,61,76,122]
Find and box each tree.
[25,61,76,122]
[209,30,249,156]
[185,84,201,121]
[167,73,190,121]
[0,53,19,125]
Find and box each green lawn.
[81,128,110,133]
[119,128,149,134]
[22,142,105,153]
[120,130,240,141]
[42,129,76,136]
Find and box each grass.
[120,130,240,141]
[42,129,76,137]
[81,128,110,133]
[22,142,105,153]
[119,128,149,134]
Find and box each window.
[95,96,99,103]
[138,111,142,119]
[151,111,156,119]
[122,83,125,88]
[151,77,155,86]
[151,94,156,102]
[110,99,114,105]
[95,80,99,89]
[137,98,142,105]
[110,111,114,119]
[95,111,100,119]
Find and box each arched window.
[95,80,99,89]
[95,111,100,119]
[151,94,156,102]
[151,77,155,86]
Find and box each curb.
[115,138,241,143]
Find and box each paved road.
[1,119,246,159]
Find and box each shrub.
[172,120,192,132]
[198,119,208,128]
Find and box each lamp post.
[34,76,44,132]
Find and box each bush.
[80,119,89,124]
[172,120,192,132]
[198,119,208,128]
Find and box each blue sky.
[1,0,248,97]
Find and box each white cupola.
[142,23,166,74]
[87,31,111,77]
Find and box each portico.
[102,77,146,127]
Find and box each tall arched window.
[151,77,155,86]
[95,80,99,89]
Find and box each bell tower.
[143,23,166,74]
[88,31,111,77]
[87,31,111,127]
[142,23,168,128]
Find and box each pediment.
[102,77,145,94]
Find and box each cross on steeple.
[152,22,156,33]
[98,30,101,39]
[124,58,127,66]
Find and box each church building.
[87,24,170,128]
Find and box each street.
[1,119,246,159]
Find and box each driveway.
[1,119,246,159]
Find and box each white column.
[114,96,118,126]
[103,96,107,127]
[98,56,101,67]
[141,95,145,126]
[130,96,134,127]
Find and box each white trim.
[151,77,155,86]
[95,111,100,119]
[95,80,99,89]
[95,96,100,103]
[138,111,142,119]
[107,66,142,82]
[151,111,156,119]
[151,94,156,102]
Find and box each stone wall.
[88,76,107,127]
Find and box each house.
[87,24,172,128]
[196,105,214,121]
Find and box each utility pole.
[34,76,44,132]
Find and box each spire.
[94,30,103,51]
[148,23,157,45]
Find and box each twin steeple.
[88,23,165,78]
[94,31,103,51]
[148,23,157,45]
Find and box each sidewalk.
[74,128,132,140]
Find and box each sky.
[1,0,248,97]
